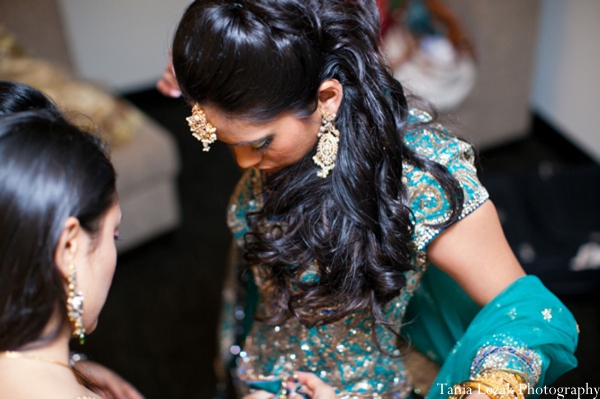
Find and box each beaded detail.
[402,126,489,251]
[471,345,542,388]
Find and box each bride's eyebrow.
[231,134,274,147]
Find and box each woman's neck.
[0,322,72,370]
[0,320,96,399]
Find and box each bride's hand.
[296,372,337,399]
[242,372,337,399]
[73,360,144,399]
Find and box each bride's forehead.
[202,113,274,144]
[204,107,304,141]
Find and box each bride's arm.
[427,200,525,307]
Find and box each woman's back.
[0,81,117,399]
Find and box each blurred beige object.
[382,26,477,112]
[0,27,140,147]
[381,0,541,148]
[0,2,181,252]
[441,0,541,148]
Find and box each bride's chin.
[260,167,281,174]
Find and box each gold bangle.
[466,380,504,399]
[449,369,528,399]
[449,380,501,399]
[472,371,526,399]
[477,368,528,386]
[481,369,528,399]
[448,381,473,399]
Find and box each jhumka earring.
[186,103,217,152]
[66,262,86,345]
[312,110,340,178]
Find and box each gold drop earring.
[312,110,340,178]
[66,262,86,345]
[186,103,217,152]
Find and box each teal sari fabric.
[404,268,579,399]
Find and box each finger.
[164,73,182,97]
[242,390,275,399]
[156,65,181,97]
[295,372,337,399]
[156,79,181,98]
[156,80,169,96]
[103,378,128,399]
[120,382,145,399]
[161,64,182,96]
[100,372,144,399]
[295,371,326,389]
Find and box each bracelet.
[449,370,528,399]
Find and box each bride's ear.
[317,79,344,115]
[54,216,81,279]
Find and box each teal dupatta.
[404,267,579,399]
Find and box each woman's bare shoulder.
[0,363,97,399]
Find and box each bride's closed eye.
[250,136,273,155]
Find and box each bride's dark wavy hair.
[173,0,463,348]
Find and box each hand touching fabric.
[296,372,337,399]
[241,372,337,399]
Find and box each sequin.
[471,343,543,388]
[542,308,553,322]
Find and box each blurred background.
[0,0,598,397]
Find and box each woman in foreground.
[0,81,141,399]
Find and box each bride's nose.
[233,146,262,169]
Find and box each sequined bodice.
[226,110,489,398]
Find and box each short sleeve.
[403,112,489,250]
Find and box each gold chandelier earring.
[312,110,340,178]
[66,262,86,345]
[186,103,217,152]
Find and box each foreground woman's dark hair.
[173,0,464,347]
[0,81,116,351]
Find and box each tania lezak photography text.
[438,383,600,399]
